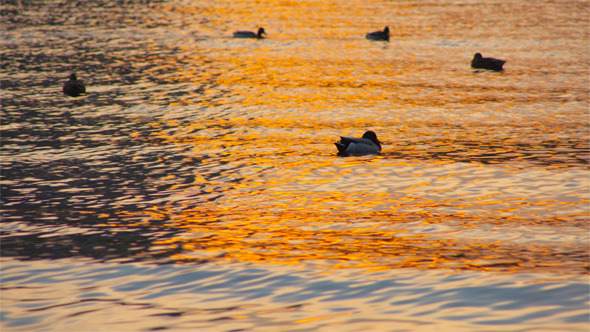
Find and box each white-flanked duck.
[335,131,382,156]
[471,53,506,71]
[63,73,86,97]
[366,26,389,41]
[233,27,266,39]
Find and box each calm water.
[1,0,589,331]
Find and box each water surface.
[1,0,588,331]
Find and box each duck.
[233,27,266,39]
[63,73,86,97]
[471,53,506,71]
[335,131,382,156]
[365,26,389,41]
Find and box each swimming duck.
[233,27,266,39]
[63,73,86,97]
[471,53,506,71]
[366,27,389,41]
[335,131,382,156]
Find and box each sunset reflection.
[147,200,588,274]
[138,109,588,274]
[118,2,589,274]
[2,0,589,330]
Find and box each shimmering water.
[1,0,589,331]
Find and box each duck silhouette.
[366,27,389,41]
[471,53,506,71]
[63,73,86,97]
[233,27,266,39]
[335,131,382,156]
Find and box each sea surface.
[1,0,589,331]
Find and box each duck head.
[362,131,381,146]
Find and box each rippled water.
[1,0,589,331]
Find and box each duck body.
[366,27,389,41]
[233,27,266,39]
[63,73,86,97]
[335,131,382,156]
[471,53,506,71]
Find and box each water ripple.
[1,0,588,331]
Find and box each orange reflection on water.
[136,110,588,275]
[114,0,590,275]
[145,200,588,274]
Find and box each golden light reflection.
[131,112,588,274]
[141,201,588,274]
[110,0,590,275]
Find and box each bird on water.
[335,131,382,157]
[471,53,506,71]
[366,27,389,41]
[63,73,86,97]
[233,27,267,39]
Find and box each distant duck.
[366,26,389,41]
[471,53,506,71]
[63,73,86,97]
[335,131,382,156]
[233,27,266,39]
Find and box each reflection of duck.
[335,131,382,156]
[233,27,266,39]
[366,27,389,41]
[63,73,86,97]
[471,53,506,71]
